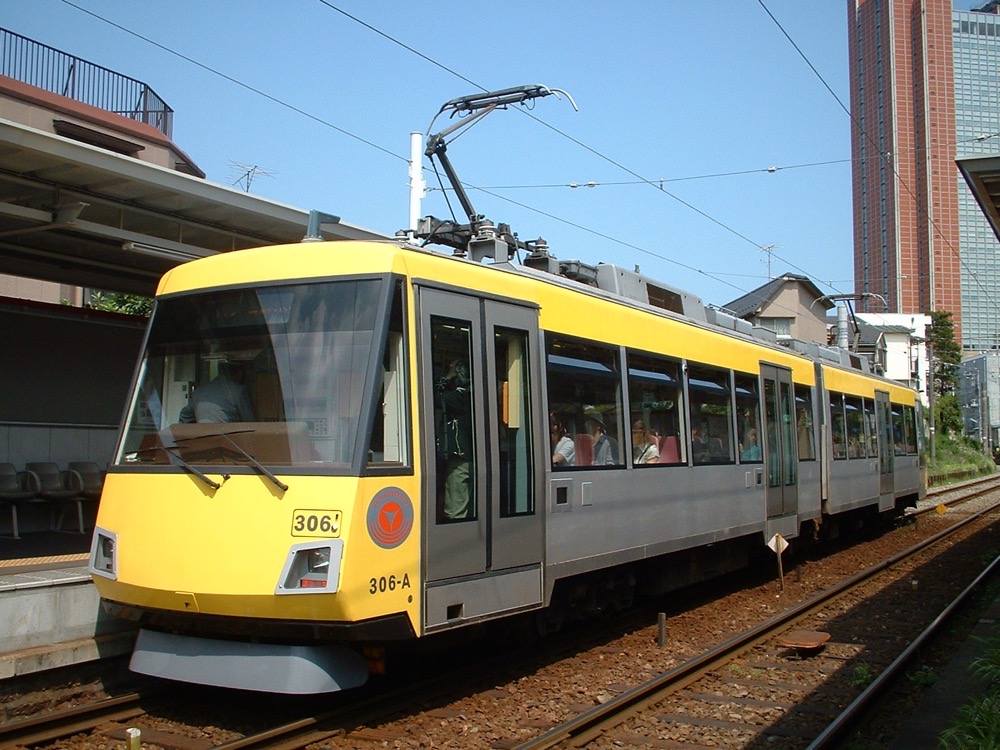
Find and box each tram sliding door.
[761,364,798,526]
[418,288,543,627]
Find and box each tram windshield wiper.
[126,444,225,491]
[171,429,289,492]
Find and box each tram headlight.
[89,527,118,579]
[308,547,330,572]
[276,539,342,594]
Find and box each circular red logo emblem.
[367,487,414,549]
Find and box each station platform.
[0,529,91,570]
[0,530,135,681]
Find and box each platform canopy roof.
[0,118,390,297]
[957,153,1000,243]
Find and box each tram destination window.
[116,278,405,471]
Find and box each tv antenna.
[229,162,276,193]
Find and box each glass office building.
[954,7,1000,351]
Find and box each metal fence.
[0,27,173,138]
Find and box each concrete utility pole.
[408,132,425,238]
[928,343,936,462]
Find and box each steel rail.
[806,552,1000,749]
[514,498,1000,750]
[0,692,145,749]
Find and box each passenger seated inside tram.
[632,420,659,464]
[740,428,762,462]
[550,413,575,466]
[584,410,620,465]
[848,437,862,458]
[691,427,709,464]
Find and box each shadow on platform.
[0,529,93,563]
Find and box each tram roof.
[0,118,389,297]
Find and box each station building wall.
[0,296,145,470]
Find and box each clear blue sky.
[2,1,982,307]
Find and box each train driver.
[178,361,255,424]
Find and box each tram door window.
[764,380,796,484]
[795,386,816,461]
[431,317,477,523]
[546,338,624,468]
[830,393,847,459]
[875,391,894,499]
[761,364,797,518]
[626,352,683,466]
[735,373,762,464]
[495,328,533,517]
[687,365,734,465]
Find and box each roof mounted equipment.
[417,84,576,261]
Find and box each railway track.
[924,472,1000,507]
[0,692,146,749]
[513,497,1000,749]
[4,475,998,749]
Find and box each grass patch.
[929,433,996,485]
[939,637,1000,749]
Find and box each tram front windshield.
[117,278,402,471]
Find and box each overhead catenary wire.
[55,0,847,317]
[314,1,854,301]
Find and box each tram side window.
[546,337,624,468]
[845,396,865,458]
[795,386,816,461]
[687,364,734,465]
[830,392,847,459]
[891,406,905,455]
[368,282,408,467]
[735,373,762,464]
[863,398,879,458]
[626,351,684,466]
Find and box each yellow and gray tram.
[89,237,924,693]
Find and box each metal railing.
[0,27,173,138]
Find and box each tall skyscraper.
[849,0,1000,351]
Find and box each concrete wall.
[0,571,134,679]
